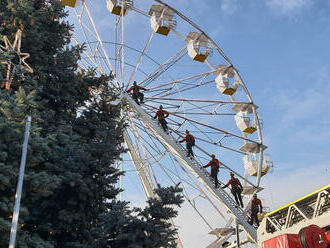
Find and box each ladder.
[123,94,257,243]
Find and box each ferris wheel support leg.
[235,219,240,248]
[123,129,184,248]
[123,130,155,198]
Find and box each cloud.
[262,162,330,209]
[266,0,311,15]
[220,0,239,15]
[269,65,330,129]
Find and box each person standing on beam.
[154,105,170,133]
[179,130,195,158]
[203,154,220,188]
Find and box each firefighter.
[203,154,220,188]
[179,130,195,158]
[126,81,148,105]
[154,105,170,132]
[248,193,262,227]
[222,172,244,208]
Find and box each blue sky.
[165,0,330,198]
[67,0,330,246]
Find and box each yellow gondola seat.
[61,0,80,8]
[215,66,239,95]
[107,0,132,16]
[185,32,212,62]
[234,111,257,134]
[243,155,271,177]
[149,5,175,36]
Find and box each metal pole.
[236,219,240,248]
[9,116,31,248]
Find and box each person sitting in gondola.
[154,105,169,133]
[127,81,149,105]
[179,130,195,158]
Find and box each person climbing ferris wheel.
[61,0,272,246]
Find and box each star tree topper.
[0,29,33,90]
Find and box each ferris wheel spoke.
[135,124,199,191]
[155,79,214,98]
[172,29,187,42]
[149,145,227,231]
[126,31,155,90]
[132,121,166,155]
[181,102,218,113]
[148,70,215,91]
[205,58,216,71]
[187,120,217,145]
[164,146,230,224]
[144,99,181,108]
[114,16,120,79]
[79,28,110,73]
[134,115,231,224]
[139,45,188,87]
[173,112,235,116]
[146,96,252,105]
[72,36,106,75]
[75,6,115,80]
[120,7,126,88]
[73,10,106,73]
[133,117,195,189]
[142,104,186,129]
[145,105,260,145]
[82,1,118,85]
[127,113,160,185]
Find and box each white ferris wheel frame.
[69,0,268,246]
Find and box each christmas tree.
[0,1,183,247]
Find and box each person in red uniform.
[179,130,195,158]
[222,172,244,208]
[154,105,169,132]
[126,81,148,105]
[248,193,262,227]
[203,154,220,188]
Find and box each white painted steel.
[69,1,269,245]
[9,116,31,248]
[123,130,155,198]
[123,94,257,243]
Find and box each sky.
[66,0,330,247]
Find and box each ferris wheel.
[62,0,271,247]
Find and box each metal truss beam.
[123,93,257,243]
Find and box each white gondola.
[240,142,267,153]
[243,155,272,177]
[232,103,258,113]
[215,66,239,96]
[242,186,264,195]
[61,0,81,8]
[149,5,175,36]
[234,111,257,134]
[209,227,242,236]
[185,32,212,62]
[107,0,133,16]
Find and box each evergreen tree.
[0,1,184,247]
[1,0,123,247]
[92,185,184,248]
